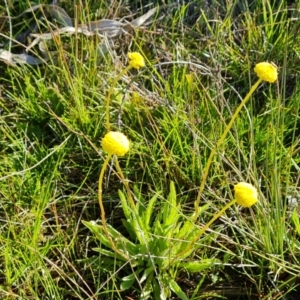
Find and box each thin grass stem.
[98,154,129,259]
[105,65,132,131]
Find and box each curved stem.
[98,154,129,259]
[194,78,263,217]
[115,158,136,209]
[105,65,132,131]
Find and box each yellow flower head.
[254,62,278,83]
[128,52,145,69]
[234,182,258,208]
[102,131,130,156]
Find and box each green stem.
[194,78,262,218]
[105,65,132,131]
[98,154,129,259]
[115,158,136,209]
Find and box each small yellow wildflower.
[128,52,145,69]
[254,62,278,83]
[234,182,258,208]
[102,131,130,156]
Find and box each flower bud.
[234,182,258,207]
[128,52,145,69]
[102,131,130,156]
[254,62,277,83]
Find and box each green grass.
[1,0,300,299]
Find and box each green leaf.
[120,273,136,290]
[121,219,136,240]
[163,181,180,228]
[82,220,114,248]
[179,259,220,272]
[140,272,156,300]
[144,193,159,230]
[152,220,169,252]
[194,202,211,219]
[169,279,189,300]
[119,190,150,245]
[140,266,154,283]
[157,273,170,300]
[92,247,132,264]
[82,220,138,258]
[121,270,144,291]
[133,184,146,213]
[153,277,162,300]
[292,209,300,236]
[177,220,195,241]
[178,204,210,239]
[118,190,132,222]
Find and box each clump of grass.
[1,0,300,299]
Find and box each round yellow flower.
[254,62,278,83]
[234,182,258,207]
[102,131,130,156]
[128,52,145,69]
